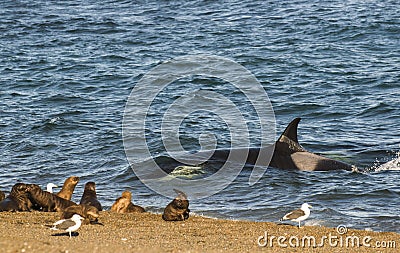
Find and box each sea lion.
[0,190,5,202]
[27,184,76,212]
[61,204,100,225]
[0,183,32,212]
[79,182,102,211]
[110,191,145,213]
[162,189,190,221]
[56,176,79,201]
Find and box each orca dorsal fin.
[279,118,301,143]
[277,118,305,152]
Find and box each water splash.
[48,116,62,125]
[373,151,400,171]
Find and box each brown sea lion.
[27,184,76,212]
[0,183,32,212]
[56,176,79,200]
[0,190,5,202]
[110,191,145,213]
[162,189,190,221]
[79,182,102,211]
[61,204,100,225]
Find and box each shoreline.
[0,211,399,252]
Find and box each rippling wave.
[0,0,399,232]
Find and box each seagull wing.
[282,208,305,220]
[53,219,77,230]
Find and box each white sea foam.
[375,152,400,171]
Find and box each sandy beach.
[0,211,398,253]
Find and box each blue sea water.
[0,0,399,232]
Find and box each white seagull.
[280,203,312,228]
[46,183,58,193]
[50,214,84,238]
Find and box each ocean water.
[1,0,399,232]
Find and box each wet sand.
[0,211,398,253]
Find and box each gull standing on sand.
[280,203,312,228]
[49,214,84,238]
[46,183,58,193]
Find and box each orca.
[268,118,353,171]
[160,117,354,173]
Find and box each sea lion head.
[172,189,189,209]
[85,205,100,219]
[11,183,29,194]
[60,176,80,189]
[121,191,132,200]
[25,183,43,197]
[9,183,33,211]
[56,176,80,200]
[172,198,189,209]
[26,184,41,192]
[84,182,96,191]
[68,176,80,185]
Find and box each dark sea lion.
[61,204,100,225]
[162,189,190,221]
[110,191,145,213]
[79,182,102,211]
[0,183,32,212]
[27,184,76,212]
[0,190,5,202]
[56,176,79,201]
[126,201,145,213]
